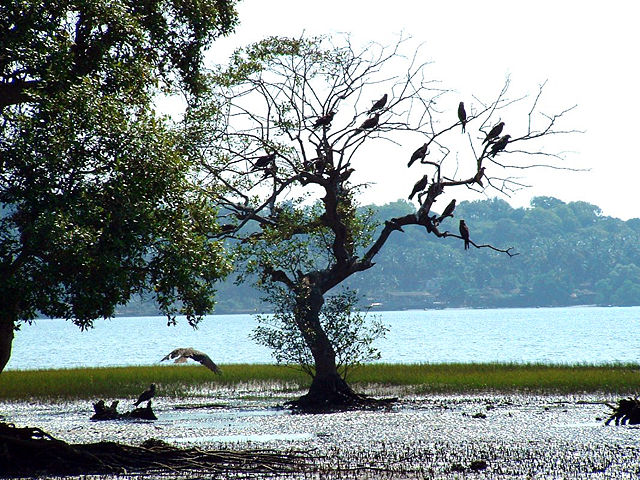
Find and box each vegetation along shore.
[2,363,639,401]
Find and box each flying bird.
[313,111,336,129]
[483,122,505,144]
[408,143,428,168]
[408,174,430,200]
[489,135,510,157]
[161,347,222,374]
[437,199,456,223]
[369,94,388,113]
[458,102,467,133]
[134,383,156,407]
[252,152,276,170]
[459,219,470,250]
[357,113,380,132]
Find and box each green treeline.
[117,196,640,315]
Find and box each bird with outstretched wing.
[161,348,221,374]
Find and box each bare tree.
[188,36,575,409]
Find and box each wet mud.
[2,386,639,478]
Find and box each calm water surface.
[7,306,640,371]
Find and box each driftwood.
[91,399,157,421]
[605,397,640,425]
[0,422,308,477]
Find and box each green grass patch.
[1,363,639,401]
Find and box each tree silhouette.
[189,36,575,408]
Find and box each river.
[6,306,640,370]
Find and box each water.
[6,306,640,371]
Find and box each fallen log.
[91,399,157,421]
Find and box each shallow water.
[2,387,640,478]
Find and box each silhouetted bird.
[409,174,429,200]
[357,113,380,132]
[161,347,221,374]
[408,143,428,168]
[252,152,276,170]
[473,167,485,187]
[369,94,387,113]
[489,135,510,157]
[438,199,456,223]
[313,111,335,129]
[134,384,155,407]
[483,122,505,144]
[458,102,467,133]
[459,219,470,250]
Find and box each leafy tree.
[188,36,574,408]
[252,288,387,381]
[0,0,238,373]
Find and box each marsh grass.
[1,363,639,400]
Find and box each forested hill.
[118,196,640,315]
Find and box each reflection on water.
[7,306,640,370]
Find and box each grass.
[1,363,639,401]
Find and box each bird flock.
[247,94,511,252]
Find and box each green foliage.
[252,288,388,380]
[0,0,238,336]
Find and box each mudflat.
[1,386,637,478]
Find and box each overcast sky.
[203,0,638,220]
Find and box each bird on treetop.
[369,94,387,113]
[459,219,470,250]
[458,102,467,133]
[408,143,428,168]
[483,122,505,144]
[474,167,486,187]
[134,383,156,407]
[489,135,511,157]
[252,152,276,170]
[408,174,429,200]
[313,111,336,129]
[357,113,380,132]
[438,199,456,223]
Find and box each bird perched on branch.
[357,113,380,132]
[489,135,511,157]
[369,94,387,113]
[161,347,221,374]
[437,199,456,223]
[313,111,335,129]
[408,143,428,168]
[483,122,505,144]
[473,167,486,187]
[459,219,470,250]
[458,102,467,133]
[408,174,429,200]
[134,383,156,407]
[252,152,276,170]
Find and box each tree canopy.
[0,0,238,373]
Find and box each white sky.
[200,0,639,220]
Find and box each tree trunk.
[0,310,16,374]
[290,284,366,410]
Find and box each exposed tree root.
[286,374,396,413]
[605,397,640,425]
[0,422,309,477]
